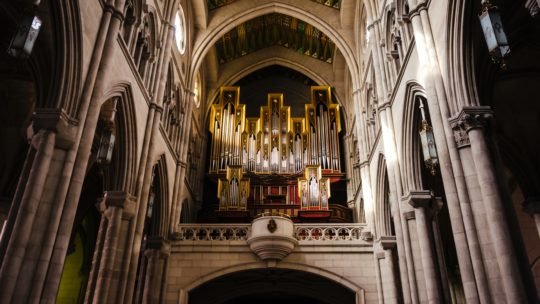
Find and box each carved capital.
[450,106,493,133]
[452,125,470,149]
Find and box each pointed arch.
[147,155,170,238]
[401,81,427,193]
[101,82,139,195]
[375,154,392,238]
[187,1,360,94]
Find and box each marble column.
[406,190,443,303]
[454,107,527,303]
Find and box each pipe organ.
[209,86,342,216]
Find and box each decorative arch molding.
[101,82,138,195]
[182,261,364,294]
[50,0,83,117]
[187,0,360,93]
[401,80,426,193]
[446,0,484,115]
[218,49,332,88]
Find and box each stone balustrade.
[173,223,368,243]
[173,224,251,241]
[294,223,367,241]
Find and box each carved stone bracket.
[376,235,397,250]
[404,190,433,209]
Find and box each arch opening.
[188,268,356,304]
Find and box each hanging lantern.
[7,14,42,59]
[147,192,155,218]
[419,120,438,176]
[97,131,116,164]
[479,0,510,67]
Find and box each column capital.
[376,235,397,250]
[450,106,493,133]
[31,109,78,150]
[99,191,137,219]
[403,190,433,209]
[145,236,171,257]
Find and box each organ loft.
[204,86,349,221]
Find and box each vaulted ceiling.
[214,13,337,64]
[207,0,342,11]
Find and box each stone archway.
[187,267,358,304]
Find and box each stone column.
[377,236,400,304]
[379,104,413,304]
[400,208,419,303]
[0,129,55,303]
[406,190,443,303]
[374,251,385,304]
[40,1,128,301]
[91,191,136,304]
[454,107,527,303]
[450,115,493,303]
[142,237,170,303]
[406,1,482,301]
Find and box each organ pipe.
[209,86,341,175]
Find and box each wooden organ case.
[207,86,350,222]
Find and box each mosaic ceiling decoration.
[215,13,336,64]
[207,0,341,10]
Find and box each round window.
[175,7,186,54]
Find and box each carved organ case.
[209,86,342,215]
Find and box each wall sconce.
[7,14,42,59]
[479,0,511,68]
[419,120,438,176]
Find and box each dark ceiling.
[232,65,318,117]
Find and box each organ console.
[209,86,343,218]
